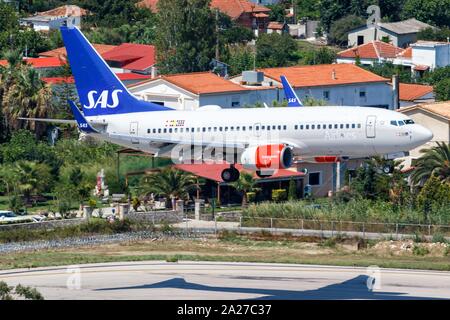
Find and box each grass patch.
[413,245,430,256]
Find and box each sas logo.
[288,98,297,103]
[84,90,123,109]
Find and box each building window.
[357,35,364,45]
[323,91,330,100]
[309,172,322,186]
[359,89,366,100]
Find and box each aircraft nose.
[414,125,433,144]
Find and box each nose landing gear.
[221,165,240,182]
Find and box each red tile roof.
[38,5,88,17]
[399,101,450,120]
[161,72,249,95]
[268,22,284,30]
[0,57,66,68]
[174,163,304,183]
[138,0,270,19]
[41,73,152,84]
[397,47,412,59]
[39,44,117,58]
[399,83,434,101]
[338,41,404,59]
[102,43,156,71]
[260,64,388,87]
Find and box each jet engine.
[240,144,293,171]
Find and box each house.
[101,43,157,76]
[398,101,450,168]
[39,44,117,59]
[138,0,271,36]
[20,5,88,32]
[394,41,450,74]
[174,163,305,204]
[288,20,319,39]
[128,72,278,110]
[231,64,394,109]
[267,22,287,35]
[347,18,434,48]
[399,83,435,107]
[0,57,65,76]
[336,40,404,66]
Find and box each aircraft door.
[366,116,376,138]
[130,122,139,144]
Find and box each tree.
[267,3,287,22]
[230,171,261,207]
[300,47,336,65]
[434,78,450,101]
[401,0,450,27]
[256,33,298,68]
[0,281,44,300]
[364,62,414,83]
[14,161,53,204]
[225,45,255,76]
[328,15,365,46]
[295,0,320,20]
[155,0,217,74]
[411,142,450,185]
[416,175,450,222]
[288,178,297,201]
[140,168,198,208]
[417,27,450,42]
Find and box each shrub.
[246,192,256,203]
[320,237,337,248]
[432,233,448,243]
[166,256,179,263]
[271,189,287,202]
[413,245,430,256]
[0,281,44,300]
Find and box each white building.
[128,72,278,110]
[347,18,434,48]
[20,5,87,32]
[232,64,395,109]
[394,41,450,74]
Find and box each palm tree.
[230,171,261,207]
[140,168,198,208]
[411,142,450,185]
[1,50,53,137]
[14,161,52,204]
[0,164,19,196]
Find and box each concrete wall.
[127,211,184,224]
[348,27,416,48]
[398,108,449,167]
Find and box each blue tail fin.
[68,100,99,133]
[60,26,171,117]
[280,75,303,107]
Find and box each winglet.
[280,75,303,107]
[68,100,99,133]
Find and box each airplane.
[24,25,433,183]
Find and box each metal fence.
[179,215,450,240]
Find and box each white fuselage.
[86,106,433,160]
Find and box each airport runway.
[1,261,449,300]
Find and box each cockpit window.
[398,120,405,126]
[404,119,415,124]
[390,120,398,126]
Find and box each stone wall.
[0,218,85,232]
[127,211,184,224]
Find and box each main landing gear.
[221,165,240,182]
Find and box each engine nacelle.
[240,144,293,171]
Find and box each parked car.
[0,211,33,223]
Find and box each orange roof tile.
[268,22,284,30]
[399,83,434,101]
[397,47,412,58]
[38,5,88,17]
[0,57,66,68]
[138,0,270,19]
[39,44,117,58]
[162,72,248,95]
[399,101,450,120]
[338,41,404,59]
[260,64,388,87]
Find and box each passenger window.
[340,124,344,129]
[317,125,321,129]
[169,128,173,133]
[295,125,298,130]
[236,126,240,131]
[328,124,332,129]
[219,127,223,131]
[153,129,156,134]
[230,126,234,131]
[267,126,271,131]
[249,126,252,131]
[191,128,195,133]
[225,127,228,131]
[306,125,309,129]
[334,124,338,129]
[174,128,178,133]
[163,128,167,133]
[283,125,287,130]
[261,126,265,130]
[300,125,304,130]
[147,129,150,134]
[180,128,184,133]
[278,125,281,130]
[242,126,246,131]
[214,127,217,132]
[346,124,350,129]
[357,124,361,128]
[352,124,355,129]
[158,129,161,133]
[202,127,206,132]
[208,127,211,132]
